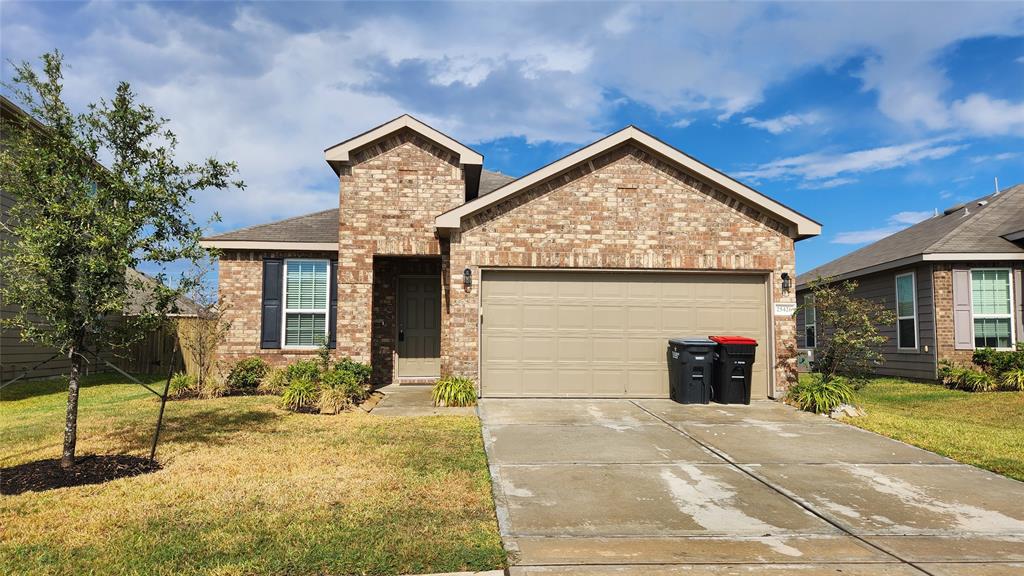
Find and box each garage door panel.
[481,271,769,399]
[522,337,556,362]
[558,305,591,330]
[487,304,522,330]
[523,305,556,330]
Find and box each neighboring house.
[0,96,199,381]
[201,115,821,398]
[797,184,1024,381]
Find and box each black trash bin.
[667,337,716,404]
[709,336,758,404]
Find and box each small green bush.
[1000,368,1024,392]
[334,357,372,385]
[284,359,322,385]
[432,375,477,407]
[226,357,270,391]
[281,378,318,411]
[168,372,196,398]
[259,367,288,395]
[973,344,1024,375]
[786,374,853,414]
[317,368,370,413]
[940,361,997,392]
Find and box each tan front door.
[481,270,769,398]
[398,276,441,378]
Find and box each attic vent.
[942,203,966,216]
[977,200,988,207]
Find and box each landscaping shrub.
[318,369,368,414]
[335,356,372,385]
[226,357,270,391]
[1000,369,1024,392]
[259,367,289,395]
[281,378,318,411]
[973,344,1024,376]
[939,361,997,392]
[284,359,322,385]
[168,372,196,398]
[786,374,853,414]
[432,375,477,407]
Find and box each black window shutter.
[328,260,338,349]
[260,259,283,349]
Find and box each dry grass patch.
[1,374,504,575]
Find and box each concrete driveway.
[478,399,1024,575]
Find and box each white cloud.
[3,1,1022,233]
[832,210,934,244]
[971,152,1020,164]
[735,138,964,184]
[742,112,821,134]
[950,94,1024,136]
[671,118,694,128]
[798,177,857,190]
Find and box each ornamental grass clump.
[274,350,372,414]
[432,375,477,407]
[786,374,854,414]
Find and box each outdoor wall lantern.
[780,272,791,294]
[463,267,473,290]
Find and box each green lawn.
[1,374,505,576]
[836,376,1024,481]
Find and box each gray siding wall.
[796,262,937,380]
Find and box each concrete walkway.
[479,399,1024,575]
[370,384,477,417]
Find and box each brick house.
[201,115,821,398]
[796,184,1024,380]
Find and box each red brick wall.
[335,128,467,364]
[444,144,799,395]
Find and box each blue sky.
[2,1,1023,276]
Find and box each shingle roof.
[479,169,517,196]
[124,269,201,317]
[203,169,518,243]
[203,208,339,243]
[798,183,1024,286]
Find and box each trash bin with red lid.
[709,336,758,404]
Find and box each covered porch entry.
[371,256,442,386]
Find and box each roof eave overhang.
[796,251,1024,290]
[324,114,482,174]
[200,240,339,251]
[434,126,821,240]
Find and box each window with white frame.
[971,269,1014,349]
[895,272,917,349]
[283,259,329,347]
[804,295,816,348]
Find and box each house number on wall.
[773,303,797,316]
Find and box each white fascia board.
[324,115,483,167]
[200,240,339,251]
[435,126,821,239]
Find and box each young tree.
[176,261,231,396]
[0,52,243,468]
[800,277,897,387]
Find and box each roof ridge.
[204,207,338,240]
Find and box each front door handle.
[398,328,405,342]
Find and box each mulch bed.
[1,454,161,495]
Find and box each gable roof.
[434,125,821,239]
[324,114,483,174]
[199,169,515,250]
[797,183,1024,288]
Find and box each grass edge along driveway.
[828,375,1024,482]
[1,374,506,576]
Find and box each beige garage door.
[481,270,769,398]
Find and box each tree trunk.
[61,348,82,469]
